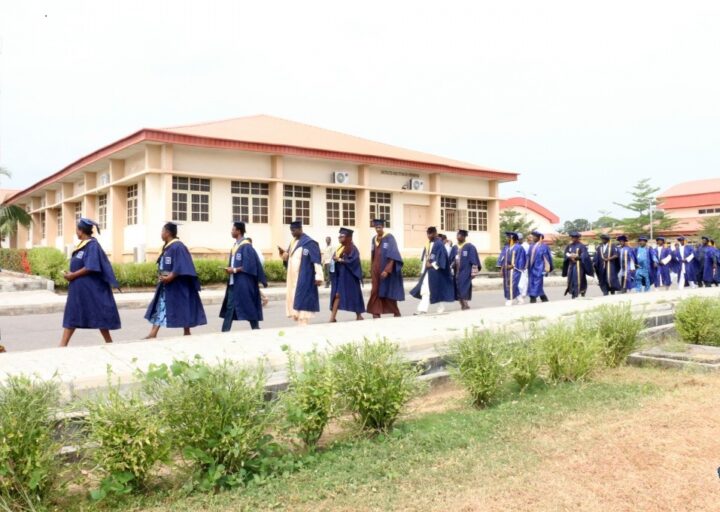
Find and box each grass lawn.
[61,365,720,512]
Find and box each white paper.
[661,254,672,265]
[686,253,694,262]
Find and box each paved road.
[0,286,603,352]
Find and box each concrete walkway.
[1,285,716,398]
[0,275,582,316]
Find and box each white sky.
[1,0,719,222]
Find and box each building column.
[31,213,41,245]
[62,202,75,248]
[269,156,285,258]
[429,173,441,228]
[45,208,58,249]
[14,224,29,250]
[487,180,500,254]
[109,185,127,263]
[356,165,371,259]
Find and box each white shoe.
[436,305,446,314]
[516,297,525,305]
[414,311,427,316]
[505,300,513,307]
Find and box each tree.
[560,218,591,234]
[499,209,535,246]
[593,210,619,230]
[700,216,720,243]
[0,167,32,248]
[613,178,676,238]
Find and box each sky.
[0,0,719,223]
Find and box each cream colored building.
[4,116,517,261]
[499,196,560,240]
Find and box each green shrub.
[585,303,645,366]
[0,376,61,508]
[194,259,227,285]
[674,296,720,346]
[112,262,157,288]
[0,249,25,273]
[401,257,422,278]
[361,259,371,279]
[483,256,499,270]
[539,321,603,383]
[263,260,287,282]
[281,347,336,448]
[447,330,508,407]
[27,247,68,286]
[141,358,276,491]
[508,338,541,391]
[332,339,424,432]
[552,257,564,272]
[84,379,169,499]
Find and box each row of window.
[699,208,720,215]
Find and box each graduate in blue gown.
[526,230,553,303]
[654,237,673,290]
[498,231,527,306]
[593,234,620,296]
[449,229,481,310]
[366,219,404,318]
[60,218,121,347]
[562,231,594,299]
[329,227,365,321]
[633,236,656,292]
[220,222,268,331]
[616,235,636,293]
[695,236,717,287]
[279,220,323,325]
[144,222,207,338]
[410,226,455,314]
[673,236,697,289]
[711,240,720,286]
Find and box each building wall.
[501,205,559,236]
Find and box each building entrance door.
[404,205,429,249]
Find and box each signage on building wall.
[380,169,421,178]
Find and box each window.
[57,209,63,237]
[699,208,720,215]
[326,188,356,226]
[231,181,269,224]
[441,197,457,230]
[369,192,392,228]
[172,176,211,222]
[98,194,108,230]
[126,186,138,225]
[56,189,63,203]
[40,212,46,239]
[283,185,311,225]
[74,203,82,222]
[467,199,488,231]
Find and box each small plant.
[447,330,508,407]
[400,257,422,278]
[141,358,276,491]
[539,320,603,383]
[332,339,424,432]
[674,296,720,346]
[26,247,68,287]
[483,255,499,270]
[0,376,61,508]
[508,338,541,391]
[585,303,645,366]
[84,373,169,500]
[281,347,336,448]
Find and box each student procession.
[56,216,718,347]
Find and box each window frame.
[283,185,312,225]
[172,176,211,222]
[326,187,356,227]
[369,191,392,228]
[231,181,269,224]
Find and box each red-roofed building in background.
[657,179,720,238]
[499,197,560,241]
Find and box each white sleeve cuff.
[431,262,439,270]
[314,263,324,282]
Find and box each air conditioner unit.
[133,245,146,263]
[408,178,425,191]
[333,171,350,184]
[99,173,110,186]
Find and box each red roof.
[659,179,720,198]
[659,192,720,210]
[500,197,560,224]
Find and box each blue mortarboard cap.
[457,229,469,237]
[531,230,543,238]
[599,233,610,240]
[655,236,665,242]
[638,235,648,242]
[290,220,302,229]
[569,231,581,238]
[505,231,519,240]
[339,227,354,236]
[702,235,709,241]
[78,217,100,234]
[677,236,685,241]
[616,235,628,242]
[371,219,386,226]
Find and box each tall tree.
[699,216,720,243]
[560,218,591,234]
[593,210,619,230]
[0,168,32,248]
[613,178,676,238]
[499,209,535,246]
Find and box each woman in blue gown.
[60,218,121,347]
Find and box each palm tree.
[0,167,32,248]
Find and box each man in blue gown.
[60,218,121,347]
[279,220,323,326]
[410,226,455,314]
[593,234,620,296]
[526,230,553,303]
[329,227,365,322]
[616,235,636,293]
[449,229,481,310]
[220,222,268,331]
[562,231,594,299]
[144,222,207,338]
[498,231,527,306]
[366,219,404,318]
[696,236,717,287]
[654,236,673,290]
[633,236,656,293]
[673,236,697,289]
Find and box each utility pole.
[649,198,654,241]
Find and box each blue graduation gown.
[617,245,636,290]
[370,234,405,301]
[410,239,455,304]
[593,243,621,293]
[498,243,526,301]
[699,245,717,283]
[450,242,480,300]
[330,243,365,313]
[284,234,321,312]
[219,240,268,323]
[654,245,673,287]
[562,242,593,298]
[673,244,697,285]
[63,238,121,330]
[145,240,207,328]
[527,242,553,298]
